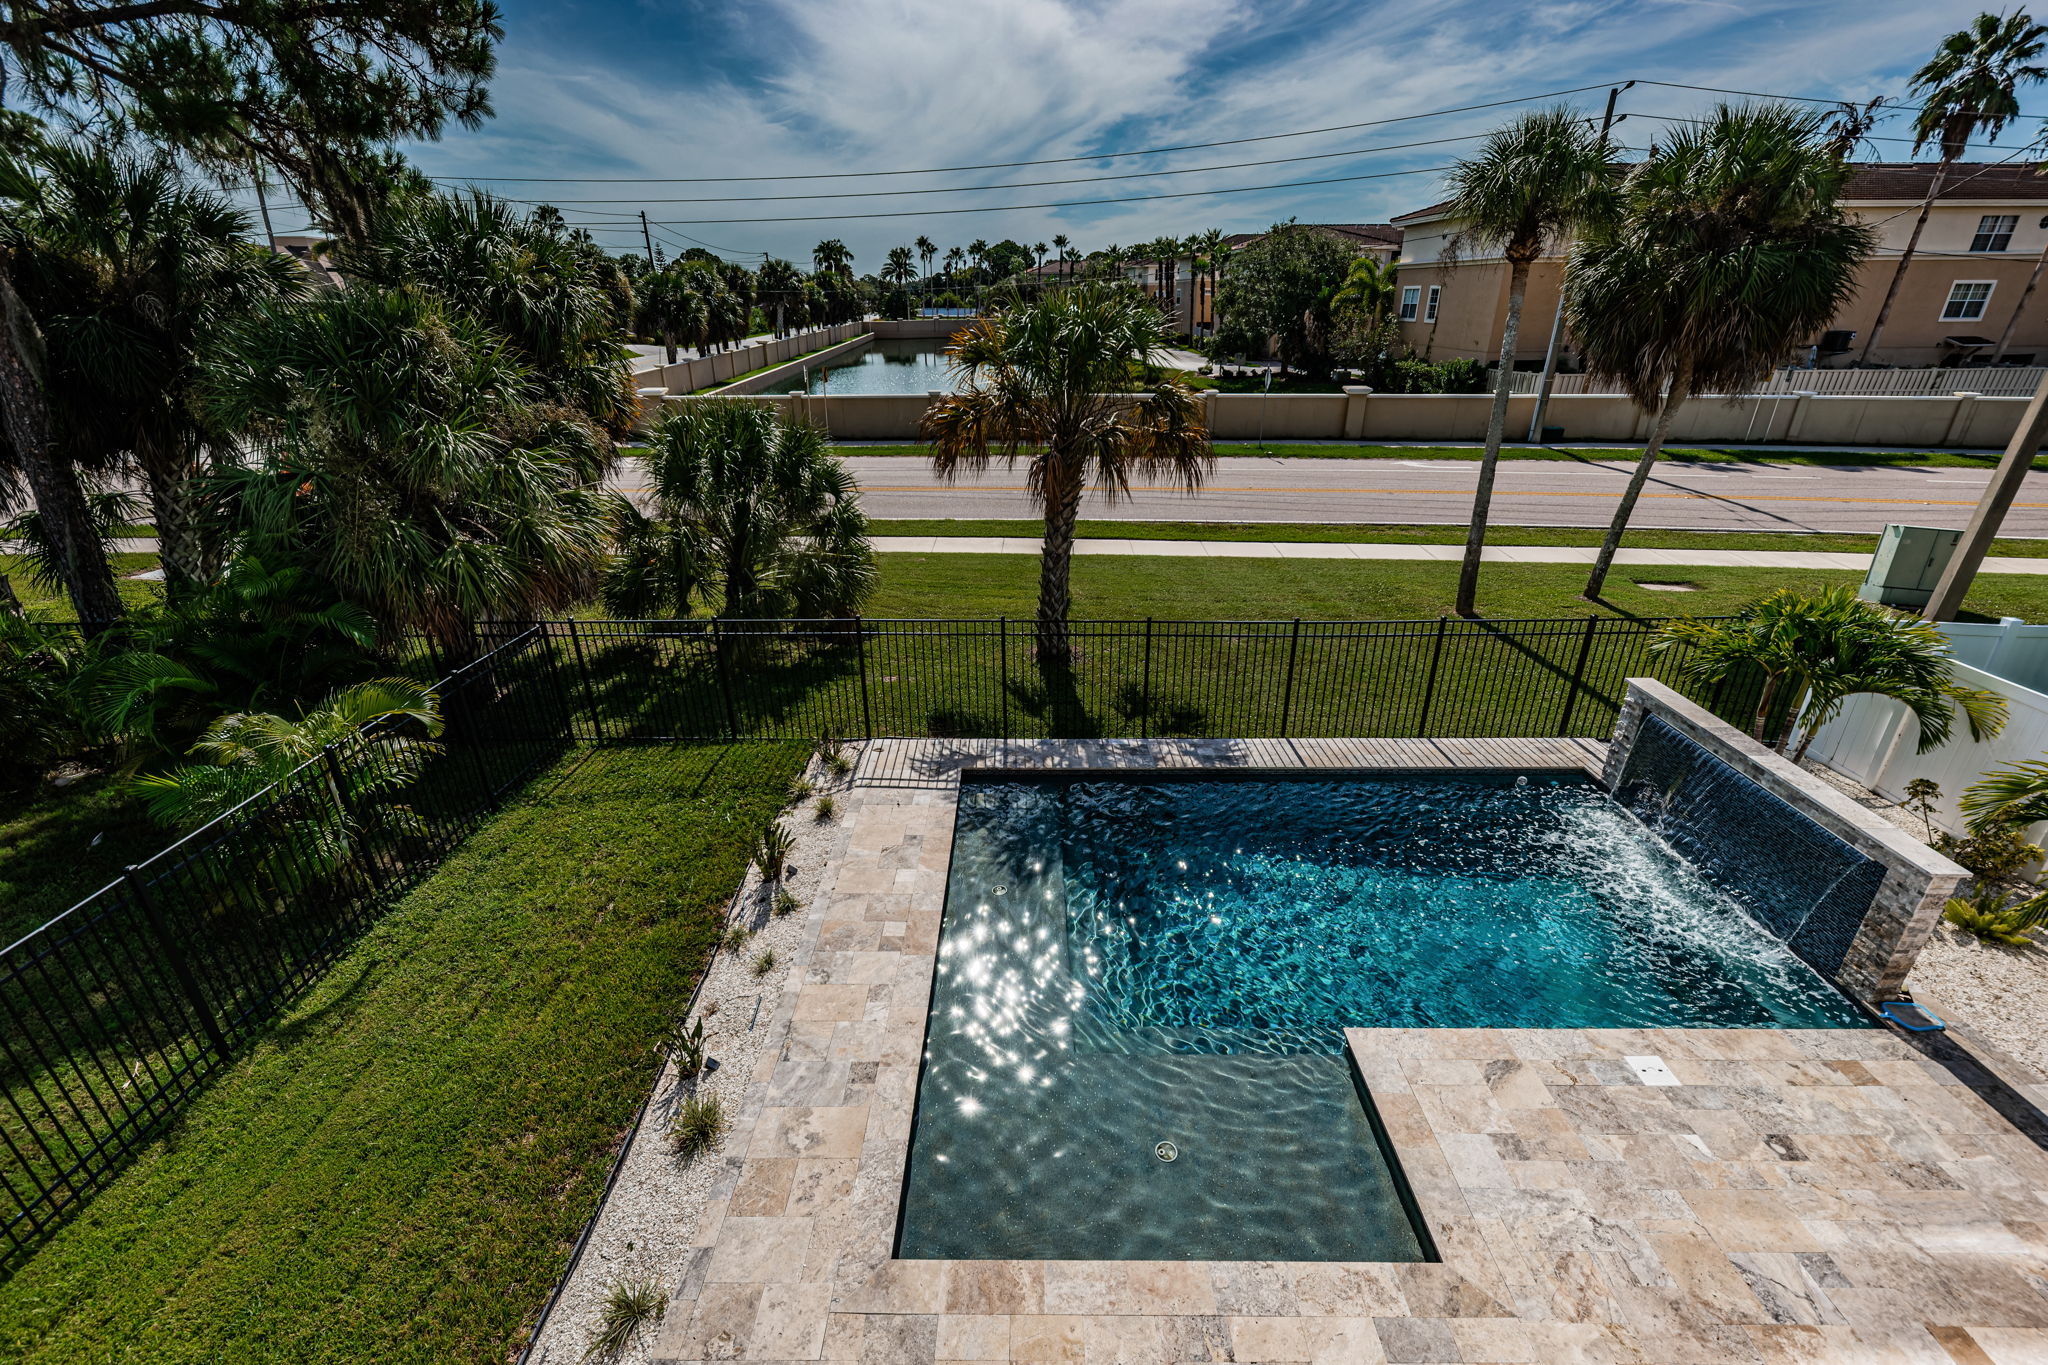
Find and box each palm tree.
[1861,12,2048,364]
[1440,108,1616,618]
[968,238,990,282]
[811,238,853,277]
[756,257,802,338]
[638,266,709,364]
[1570,104,1875,600]
[204,285,618,646]
[1186,228,1227,335]
[1961,758,2048,830]
[8,144,305,594]
[134,678,444,888]
[340,191,640,439]
[604,400,876,620]
[942,246,965,293]
[1051,233,1070,282]
[915,234,937,298]
[883,245,917,296]
[1331,256,1398,328]
[1657,585,2004,762]
[920,285,1210,663]
[0,145,126,626]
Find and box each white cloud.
[404,0,1995,265]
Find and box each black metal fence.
[0,627,573,1262]
[2,611,1768,1264]
[526,614,1767,745]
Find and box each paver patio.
[650,739,2048,1364]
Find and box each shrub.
[669,1094,727,1158]
[751,948,777,977]
[664,1016,707,1080]
[1933,825,2044,881]
[582,1277,665,1363]
[786,776,815,805]
[773,888,801,918]
[755,823,793,881]
[719,923,752,953]
[814,794,836,822]
[1943,885,2047,947]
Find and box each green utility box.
[1859,524,1962,609]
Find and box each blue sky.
[280,1,2040,268]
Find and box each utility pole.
[640,211,656,266]
[1526,81,1632,443]
[1924,366,2048,621]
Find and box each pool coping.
[647,738,2048,1364]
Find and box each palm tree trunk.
[1749,671,1782,745]
[1035,462,1083,665]
[1859,160,1949,365]
[0,264,122,628]
[0,569,20,618]
[1993,240,2048,363]
[139,437,208,594]
[663,327,677,365]
[1585,381,1688,599]
[1455,256,1532,617]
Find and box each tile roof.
[1845,161,2048,201]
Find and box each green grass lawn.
[832,442,2015,467]
[866,519,2048,556]
[4,553,163,616]
[862,552,2048,624]
[0,776,166,946]
[0,742,803,1364]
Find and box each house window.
[1971,214,2018,252]
[1424,285,1441,323]
[1399,286,1420,322]
[1942,280,1995,320]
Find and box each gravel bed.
[525,748,859,1365]
[1799,760,2048,1079]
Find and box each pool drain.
[1154,1140,1178,1162]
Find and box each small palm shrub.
[665,1016,707,1080]
[719,923,752,953]
[755,823,793,881]
[582,1277,665,1363]
[752,948,777,977]
[819,736,853,777]
[1944,885,2048,947]
[773,887,801,918]
[670,1093,727,1158]
[814,794,836,822]
[786,775,815,804]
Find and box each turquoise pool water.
[897,771,1865,1262]
[803,339,958,393]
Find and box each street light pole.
[1924,366,2048,621]
[1526,82,1632,444]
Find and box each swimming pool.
[897,771,1866,1262]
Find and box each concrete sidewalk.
[872,535,2048,575]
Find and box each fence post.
[1557,616,1600,737]
[1279,617,1302,738]
[1416,615,1448,738]
[124,866,230,1062]
[711,620,740,739]
[998,616,1010,742]
[321,745,385,896]
[855,616,874,741]
[1141,618,1154,740]
[565,619,607,744]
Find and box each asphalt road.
[613,455,2048,536]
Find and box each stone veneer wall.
[1603,679,1967,1004]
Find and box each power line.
[1635,77,2048,122]
[567,162,1458,227]
[429,83,1618,185]
[493,130,1496,206]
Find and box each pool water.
[804,339,958,393]
[897,772,1866,1262]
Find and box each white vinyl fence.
[1802,619,2048,838]
[1509,365,2048,400]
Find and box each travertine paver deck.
[651,739,2048,1364]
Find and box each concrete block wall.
[1604,679,1967,1004]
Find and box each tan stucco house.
[1389,162,2048,370]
